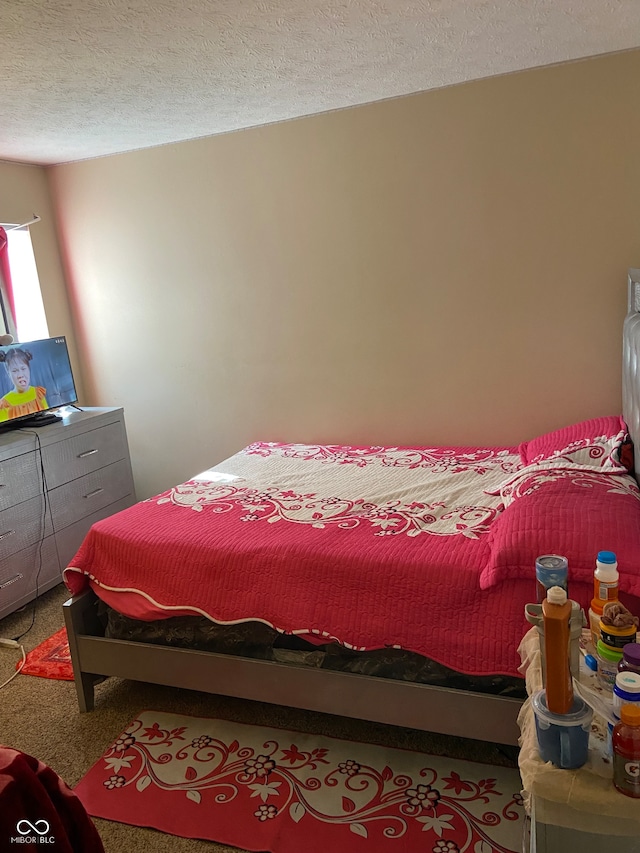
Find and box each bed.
[62,270,640,747]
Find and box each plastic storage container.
[593,550,619,602]
[613,704,640,797]
[613,672,640,718]
[596,640,623,689]
[619,643,640,677]
[531,690,593,769]
[600,618,637,650]
[542,586,573,714]
[536,555,569,604]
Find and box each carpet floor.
[0,584,522,853]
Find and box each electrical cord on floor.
[8,428,49,644]
[0,638,26,690]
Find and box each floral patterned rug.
[74,711,525,853]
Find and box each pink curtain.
[0,227,17,331]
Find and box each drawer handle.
[78,449,98,458]
[0,573,23,589]
[0,529,15,541]
[84,488,104,499]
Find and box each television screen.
[0,336,78,426]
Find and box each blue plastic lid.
[597,551,617,564]
[584,654,598,672]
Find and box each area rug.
[18,627,73,680]
[74,710,525,853]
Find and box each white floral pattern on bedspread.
[155,442,522,539]
[493,466,640,509]
[64,441,537,673]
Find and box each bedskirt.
[102,605,527,699]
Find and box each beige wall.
[48,50,640,500]
[0,160,83,396]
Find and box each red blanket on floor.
[0,747,104,852]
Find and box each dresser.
[0,407,135,621]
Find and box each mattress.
[64,417,640,680]
[102,605,527,698]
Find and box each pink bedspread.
[64,438,640,678]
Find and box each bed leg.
[63,592,102,713]
[75,672,96,713]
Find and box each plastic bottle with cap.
[619,644,640,677]
[542,585,573,714]
[613,704,640,797]
[589,551,619,648]
[588,597,606,648]
[593,550,619,602]
[536,555,568,604]
[613,672,640,719]
[596,640,623,690]
[599,615,637,651]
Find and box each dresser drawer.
[0,560,30,616]
[56,495,135,570]
[35,535,64,588]
[0,536,60,620]
[42,421,127,490]
[48,459,134,532]
[0,494,52,561]
[0,450,42,511]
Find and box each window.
[0,224,49,342]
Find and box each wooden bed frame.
[63,269,640,747]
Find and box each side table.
[517,627,640,852]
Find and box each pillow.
[517,415,628,472]
[480,468,640,597]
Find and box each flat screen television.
[0,336,78,429]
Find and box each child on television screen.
[0,347,48,421]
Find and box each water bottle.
[525,599,584,682]
[542,586,573,714]
[536,555,568,604]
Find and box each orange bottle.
[588,597,605,648]
[542,586,573,714]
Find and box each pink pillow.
[518,416,628,471]
[480,469,640,596]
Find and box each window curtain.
[0,227,17,337]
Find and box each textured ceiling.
[2,0,640,166]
